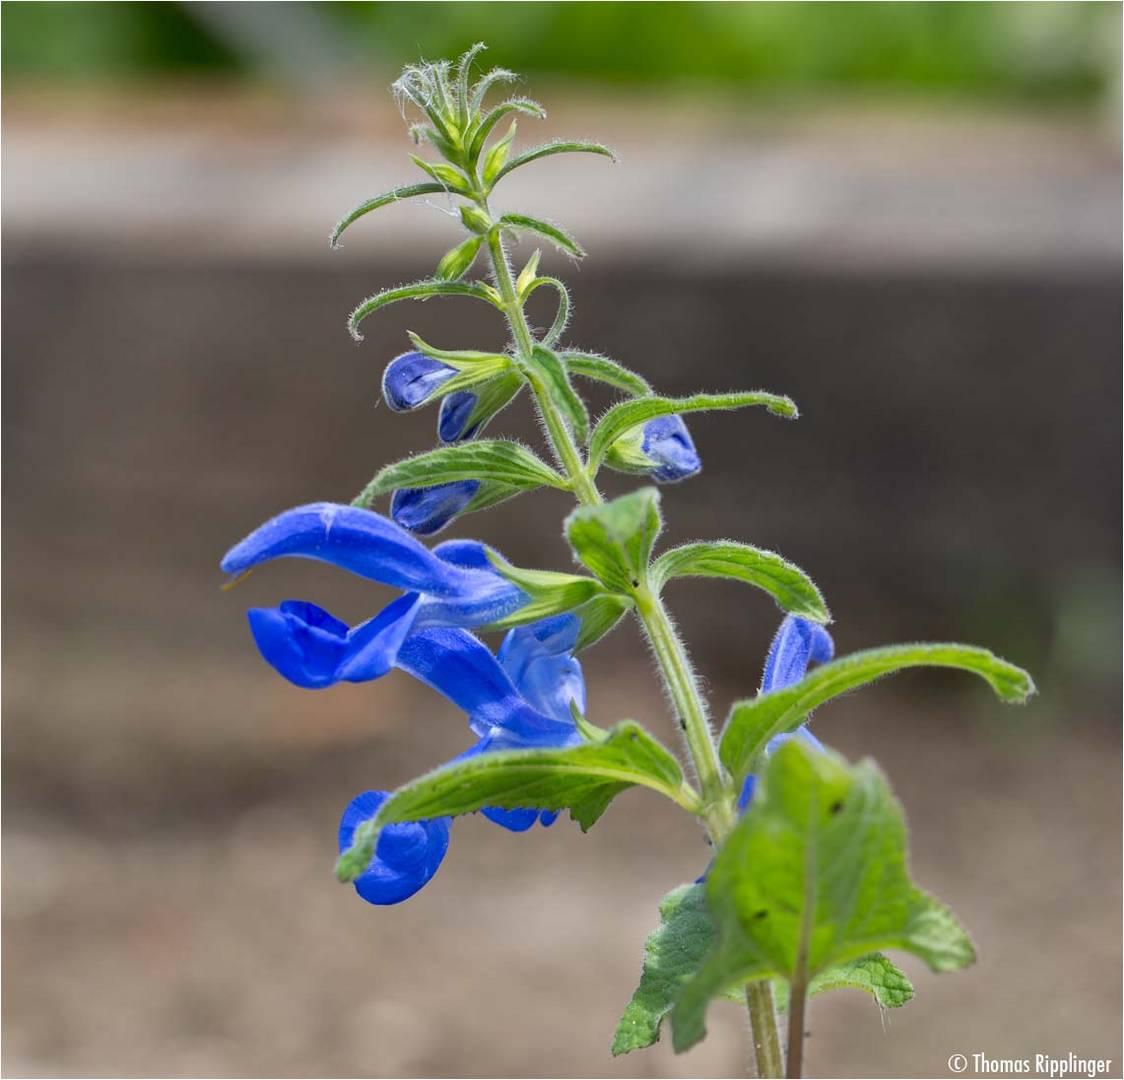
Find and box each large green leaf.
[612,884,713,1056]
[652,542,829,624]
[719,643,1036,784]
[670,741,975,1052]
[352,440,567,507]
[773,953,914,1012]
[335,721,696,883]
[329,182,447,249]
[565,488,662,593]
[611,884,912,1056]
[588,392,798,471]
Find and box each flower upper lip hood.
[221,502,526,625]
[736,615,835,812]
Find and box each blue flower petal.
[338,790,451,905]
[761,615,835,693]
[222,504,526,627]
[382,351,457,412]
[397,628,579,749]
[247,593,420,689]
[223,503,460,591]
[391,480,480,536]
[497,613,586,724]
[481,807,558,831]
[438,391,480,443]
[738,617,836,813]
[641,415,701,483]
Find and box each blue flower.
[222,503,529,687]
[642,416,701,482]
[334,616,586,904]
[391,480,480,535]
[338,790,451,905]
[737,615,834,811]
[438,390,480,443]
[604,414,701,483]
[382,350,456,411]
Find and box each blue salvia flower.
[332,615,586,904]
[382,350,457,411]
[438,390,481,443]
[221,503,528,686]
[604,415,702,483]
[391,481,480,536]
[338,790,451,905]
[737,615,835,811]
[641,416,701,482]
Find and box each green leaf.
[470,65,518,115]
[352,440,567,507]
[348,280,501,342]
[561,351,652,398]
[329,182,446,249]
[409,154,470,193]
[405,331,511,369]
[435,235,485,281]
[670,741,975,1053]
[515,249,542,297]
[530,346,590,444]
[483,554,608,630]
[492,140,618,185]
[335,721,696,882]
[773,953,914,1012]
[612,886,914,1056]
[572,593,633,651]
[565,488,662,593]
[588,392,798,472]
[522,276,570,347]
[719,642,1037,785]
[468,97,546,162]
[612,884,714,1055]
[499,213,585,259]
[481,119,518,185]
[652,542,829,624]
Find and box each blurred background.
[3,3,1121,1077]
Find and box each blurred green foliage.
[1,1,1114,101]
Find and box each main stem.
[747,982,786,1079]
[482,223,782,1078]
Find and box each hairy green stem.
[484,227,601,506]
[480,211,779,1078]
[747,982,786,1079]
[633,589,732,837]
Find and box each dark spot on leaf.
[753,909,768,921]
[631,578,640,588]
[829,800,844,815]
